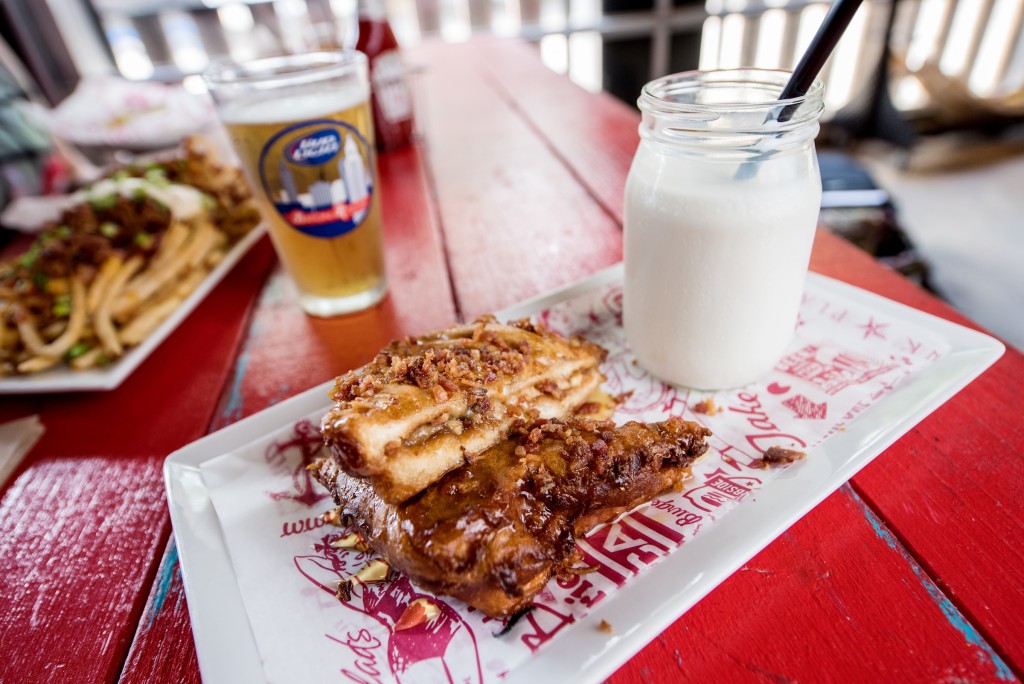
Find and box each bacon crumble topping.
[320,315,607,503]
[315,416,712,617]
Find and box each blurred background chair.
[3,0,1021,132]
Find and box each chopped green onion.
[55,225,71,238]
[32,271,48,289]
[112,170,130,181]
[134,232,154,249]
[100,222,119,238]
[18,246,40,268]
[89,194,117,210]
[200,193,217,210]
[131,187,148,202]
[144,167,170,187]
[65,342,90,361]
[52,294,71,317]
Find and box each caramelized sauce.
[317,417,712,616]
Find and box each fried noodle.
[0,138,262,376]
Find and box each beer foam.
[219,87,369,124]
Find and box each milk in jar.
[205,52,387,317]
[624,70,824,390]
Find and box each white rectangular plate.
[0,225,266,394]
[165,265,1004,684]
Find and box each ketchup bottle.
[356,0,415,151]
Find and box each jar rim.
[639,68,823,116]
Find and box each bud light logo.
[286,129,341,166]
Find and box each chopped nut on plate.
[354,558,392,583]
[330,532,370,552]
[394,598,441,632]
[692,398,719,415]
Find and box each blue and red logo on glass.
[285,129,341,166]
[259,120,373,239]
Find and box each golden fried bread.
[314,416,711,617]
[319,316,606,503]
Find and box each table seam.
[846,480,1021,681]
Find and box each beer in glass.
[204,52,387,316]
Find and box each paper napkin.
[0,415,45,489]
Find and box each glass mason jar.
[623,69,824,390]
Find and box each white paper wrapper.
[201,276,950,684]
[0,415,45,488]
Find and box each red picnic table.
[1,38,1022,684]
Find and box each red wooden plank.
[0,240,274,683]
[471,38,640,225]
[0,455,168,684]
[121,142,458,681]
[119,540,201,684]
[410,40,623,317]
[611,485,1015,683]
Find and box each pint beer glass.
[204,52,387,316]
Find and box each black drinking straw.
[777,0,864,122]
[735,0,865,180]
